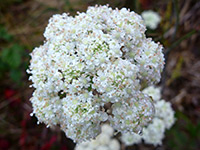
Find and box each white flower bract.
[155,100,176,129]
[143,86,161,101]
[75,124,120,150]
[121,132,142,146]
[142,118,165,146]
[141,10,161,30]
[28,5,164,143]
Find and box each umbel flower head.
[121,86,176,146]
[27,5,164,143]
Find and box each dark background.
[0,0,200,149]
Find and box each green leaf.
[10,69,22,83]
[0,25,13,41]
[1,44,23,69]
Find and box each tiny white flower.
[142,10,161,29]
[142,118,165,146]
[143,86,161,101]
[121,132,142,146]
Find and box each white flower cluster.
[121,86,175,146]
[75,124,120,150]
[27,5,164,143]
[141,10,161,30]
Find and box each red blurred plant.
[139,0,152,9]
[0,138,10,150]
[41,136,57,150]
[4,89,21,106]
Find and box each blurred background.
[0,0,200,149]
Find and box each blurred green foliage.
[0,25,27,84]
[0,26,13,41]
[167,111,200,150]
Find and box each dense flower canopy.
[28,5,164,142]
[75,87,175,148]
